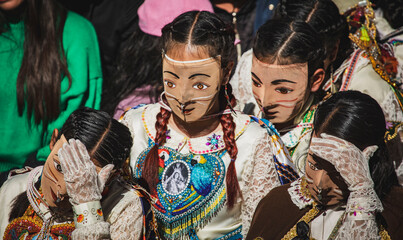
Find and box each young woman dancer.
[122,11,289,239]
[247,91,402,239]
[233,19,326,174]
[0,108,153,240]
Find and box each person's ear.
[310,68,325,92]
[49,129,59,151]
[222,62,234,85]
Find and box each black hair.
[273,0,351,71]
[162,11,236,70]
[0,0,72,125]
[58,107,132,168]
[253,19,325,79]
[314,90,399,200]
[143,11,241,208]
[9,107,132,221]
[376,0,403,29]
[101,29,161,115]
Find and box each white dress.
[0,167,143,240]
[232,46,403,176]
[121,103,282,239]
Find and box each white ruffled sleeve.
[336,218,380,240]
[240,132,281,236]
[71,191,143,240]
[230,49,258,115]
[108,191,143,240]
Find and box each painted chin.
[177,106,195,115]
[263,111,278,120]
[43,188,57,207]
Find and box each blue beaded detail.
[135,146,226,239]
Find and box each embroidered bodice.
[324,49,403,124]
[121,103,282,239]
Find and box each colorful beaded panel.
[283,109,315,156]
[135,146,226,239]
[3,205,74,240]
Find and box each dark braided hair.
[273,0,351,70]
[9,107,133,221]
[253,19,325,80]
[59,107,132,168]
[142,11,241,207]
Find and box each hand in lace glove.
[310,133,383,216]
[59,139,114,205]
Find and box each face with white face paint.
[251,55,311,127]
[162,50,223,122]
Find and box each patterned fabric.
[3,205,75,240]
[136,186,160,240]
[135,147,226,239]
[250,116,299,184]
[122,103,282,239]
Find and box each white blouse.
[0,168,143,240]
[121,103,281,239]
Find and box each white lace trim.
[397,160,403,186]
[336,215,380,240]
[71,221,110,240]
[230,49,259,115]
[240,130,281,236]
[287,178,313,209]
[380,89,403,122]
[107,190,143,240]
[310,134,383,214]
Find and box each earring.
[56,190,63,203]
[224,84,236,114]
[317,186,323,201]
[330,64,337,94]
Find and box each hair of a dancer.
[314,90,399,200]
[142,11,241,207]
[9,107,133,221]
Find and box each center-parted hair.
[273,0,351,70]
[142,11,241,208]
[314,91,398,200]
[59,107,132,169]
[9,107,132,221]
[253,19,325,79]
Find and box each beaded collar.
[281,109,315,150]
[287,177,314,210]
[141,104,250,154]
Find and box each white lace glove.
[310,133,383,217]
[59,139,114,205]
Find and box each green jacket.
[0,11,103,172]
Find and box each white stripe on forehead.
[164,54,220,64]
